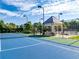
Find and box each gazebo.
[44,16,63,35]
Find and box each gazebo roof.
[44,16,61,24]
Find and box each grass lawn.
[41,36,79,47]
[68,35,79,46]
[25,34,79,47]
[68,36,79,40]
[72,41,79,46]
[23,33,33,36]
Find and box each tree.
[0,20,4,28]
[62,19,79,32]
[0,20,8,33]
[32,23,38,35]
[6,23,17,32]
[0,20,5,33]
[24,21,32,33]
[33,22,43,35]
[37,22,43,34]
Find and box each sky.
[0,0,79,25]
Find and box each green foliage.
[0,20,4,28]
[0,18,79,33]
[7,23,16,29]
[23,21,32,33]
[0,20,8,33]
[63,19,79,31]
[32,22,43,34]
[0,20,18,33]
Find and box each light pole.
[23,14,28,23]
[58,13,62,21]
[38,5,45,35]
[22,14,28,31]
[58,13,63,38]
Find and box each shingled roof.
[44,16,60,24]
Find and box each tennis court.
[0,33,79,59]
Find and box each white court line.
[0,37,42,52]
[29,38,79,54]
[1,42,43,52]
[46,43,79,54]
[1,38,79,54]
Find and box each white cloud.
[2,0,79,16]
[20,3,36,11]
[75,0,79,5]
[31,0,79,15]
[0,9,19,16]
[2,0,37,11]
[31,8,43,15]
[44,3,70,13]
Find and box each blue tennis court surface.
[0,33,79,59]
